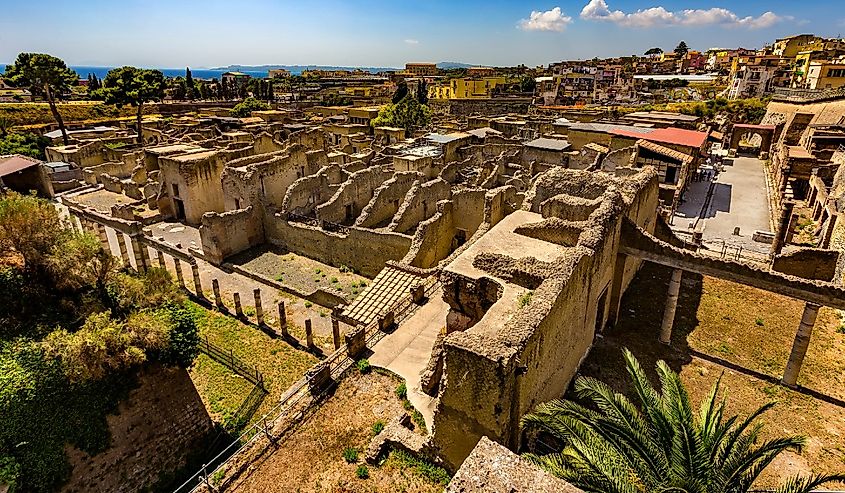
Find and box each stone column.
[607,253,627,328]
[305,319,314,349]
[173,258,185,287]
[253,288,264,325]
[157,249,166,268]
[212,279,223,309]
[331,313,341,350]
[278,301,288,337]
[659,269,683,345]
[117,233,130,266]
[130,236,147,272]
[233,292,243,318]
[96,223,111,253]
[770,201,794,258]
[782,302,820,387]
[191,263,203,298]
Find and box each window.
[827,68,845,78]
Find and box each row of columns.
[73,213,351,356]
[657,266,821,389]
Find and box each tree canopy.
[3,53,78,145]
[94,66,165,109]
[93,67,164,143]
[522,348,845,493]
[0,191,199,492]
[231,96,270,117]
[645,47,663,56]
[371,95,431,133]
[674,41,690,57]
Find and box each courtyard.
[577,262,845,487]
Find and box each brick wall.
[61,364,213,493]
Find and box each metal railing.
[175,274,441,493]
[771,86,845,103]
[199,336,265,389]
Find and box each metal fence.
[199,336,265,389]
[771,86,845,103]
[174,274,441,493]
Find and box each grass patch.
[395,382,407,399]
[372,420,385,436]
[343,446,359,463]
[517,290,533,308]
[355,464,369,479]
[383,450,450,486]
[186,302,317,429]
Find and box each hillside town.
[4,11,845,493]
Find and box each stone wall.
[316,165,394,225]
[432,168,659,469]
[446,437,583,493]
[429,98,533,117]
[200,206,264,264]
[355,171,423,228]
[61,364,212,493]
[390,178,452,234]
[266,215,412,277]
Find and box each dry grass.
[578,262,845,487]
[227,371,447,493]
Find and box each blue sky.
[0,0,842,68]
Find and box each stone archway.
[729,124,775,158]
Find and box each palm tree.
[521,348,845,493]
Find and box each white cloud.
[579,0,785,29]
[518,7,573,32]
[404,39,420,45]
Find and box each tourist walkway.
[672,156,773,256]
[369,289,448,431]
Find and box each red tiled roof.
[611,127,708,149]
[0,155,41,178]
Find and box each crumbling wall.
[316,166,394,225]
[390,178,452,234]
[200,206,264,264]
[82,160,136,185]
[281,165,345,216]
[355,171,423,228]
[405,201,456,269]
[267,216,412,277]
[61,365,212,493]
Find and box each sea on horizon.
[0,65,274,80]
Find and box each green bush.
[412,410,427,433]
[356,358,371,374]
[0,132,50,159]
[395,382,407,400]
[343,446,359,463]
[355,464,369,479]
[230,97,270,118]
[371,420,385,436]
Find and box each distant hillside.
[436,61,475,69]
[209,62,478,73]
[209,64,399,74]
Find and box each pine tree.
[267,81,274,102]
[674,41,689,57]
[416,78,428,105]
[185,67,194,100]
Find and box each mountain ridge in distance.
[209,61,477,72]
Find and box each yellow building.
[806,60,845,90]
[405,63,438,76]
[772,34,822,58]
[428,77,507,99]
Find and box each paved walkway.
[672,157,773,255]
[369,289,448,431]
